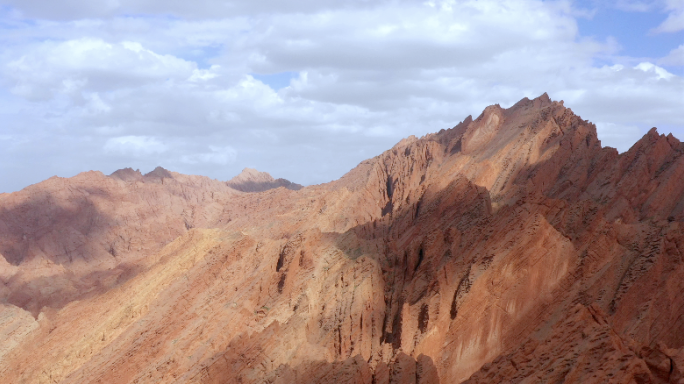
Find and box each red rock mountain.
[1,94,683,383]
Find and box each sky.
[0,0,682,193]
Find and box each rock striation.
[1,93,683,384]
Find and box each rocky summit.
[226,168,303,193]
[1,94,683,384]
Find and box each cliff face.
[1,94,683,384]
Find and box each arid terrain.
[1,93,683,383]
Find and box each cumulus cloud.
[4,38,196,100]
[181,146,237,165]
[0,0,682,193]
[659,44,684,65]
[634,62,675,79]
[652,0,684,33]
[104,136,168,156]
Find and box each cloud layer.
[0,0,682,192]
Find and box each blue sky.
[0,0,682,193]
[576,1,683,68]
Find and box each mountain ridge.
[1,93,683,383]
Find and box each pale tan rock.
[227,168,303,192]
[0,303,37,363]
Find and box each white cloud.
[4,38,196,100]
[595,122,645,152]
[653,11,684,33]
[181,146,237,165]
[652,0,684,33]
[555,64,684,130]
[104,136,168,156]
[0,0,682,193]
[634,62,675,79]
[659,44,684,65]
[189,66,220,82]
[239,1,580,74]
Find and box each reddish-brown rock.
[1,93,683,384]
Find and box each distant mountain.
[109,167,143,181]
[227,168,303,192]
[1,94,683,384]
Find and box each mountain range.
[1,93,683,383]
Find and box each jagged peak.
[392,135,419,150]
[431,94,565,154]
[508,92,560,112]
[626,126,684,155]
[537,92,551,103]
[144,166,174,179]
[629,127,662,150]
[532,92,560,110]
[228,168,276,184]
[110,167,143,181]
[227,168,302,193]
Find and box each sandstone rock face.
[1,93,683,384]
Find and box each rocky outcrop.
[1,94,683,384]
[227,168,303,192]
[109,167,143,182]
[144,166,175,181]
